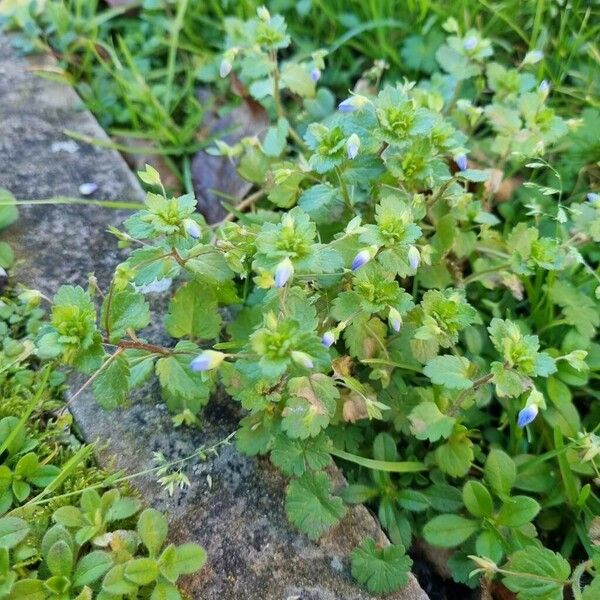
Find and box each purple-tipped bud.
[183,219,201,239]
[321,331,335,348]
[79,182,98,196]
[408,246,420,270]
[463,36,477,51]
[274,257,294,288]
[587,192,600,203]
[291,350,314,369]
[219,58,232,78]
[388,308,402,333]
[338,95,368,113]
[352,249,370,271]
[310,68,321,82]
[346,133,360,160]
[455,154,468,171]
[539,79,550,95]
[517,404,539,428]
[190,350,225,372]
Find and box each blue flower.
[346,133,360,160]
[78,182,98,196]
[352,249,370,271]
[587,192,599,203]
[408,246,420,270]
[517,404,539,428]
[191,350,225,372]
[219,58,232,78]
[274,257,294,288]
[455,154,468,171]
[538,79,550,95]
[321,331,335,348]
[310,68,321,82]
[463,36,477,51]
[183,219,201,239]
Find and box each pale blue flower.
[219,58,232,78]
[388,308,402,333]
[463,36,477,51]
[408,246,420,270]
[455,154,468,171]
[274,257,294,288]
[322,331,335,348]
[338,95,368,113]
[291,351,314,369]
[586,192,599,203]
[352,249,370,271]
[346,133,360,160]
[310,68,321,82]
[538,80,550,95]
[184,219,201,239]
[517,404,539,428]
[191,350,225,372]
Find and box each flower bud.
[310,68,321,82]
[522,49,543,65]
[586,192,599,203]
[538,79,550,97]
[408,245,420,270]
[291,350,314,369]
[346,133,360,160]
[190,350,225,372]
[321,331,335,348]
[183,219,201,239]
[18,289,41,307]
[257,6,270,21]
[219,58,232,78]
[338,95,369,113]
[274,257,294,288]
[517,403,539,428]
[388,307,402,333]
[455,154,468,171]
[463,36,477,51]
[351,249,370,271]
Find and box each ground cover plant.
[0,253,207,598]
[2,1,600,598]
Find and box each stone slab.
[0,33,428,600]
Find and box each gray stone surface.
[0,33,428,600]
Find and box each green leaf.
[436,434,474,477]
[496,496,540,527]
[285,472,346,540]
[165,281,222,340]
[53,506,85,528]
[262,117,289,157]
[137,509,168,557]
[475,530,504,564]
[173,543,207,575]
[0,516,29,548]
[397,489,430,512]
[92,353,130,409]
[156,341,212,414]
[7,579,45,600]
[462,481,493,518]
[270,434,332,476]
[102,288,150,343]
[502,547,570,600]
[124,558,159,585]
[457,169,489,182]
[106,497,141,521]
[186,248,233,284]
[73,551,113,587]
[424,355,473,390]
[423,514,479,548]
[102,564,137,595]
[0,189,18,229]
[351,537,412,594]
[151,581,182,600]
[46,540,74,577]
[484,449,516,495]
[409,402,455,442]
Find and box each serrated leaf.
[351,537,412,594]
[424,355,473,389]
[92,353,130,409]
[409,402,455,442]
[270,434,332,476]
[285,472,346,540]
[165,281,221,339]
[502,547,570,600]
[102,288,150,343]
